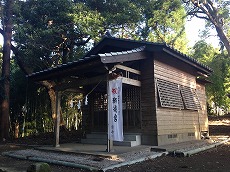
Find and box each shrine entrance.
[92,86,141,132]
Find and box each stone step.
[81,138,107,145]
[114,140,139,147]
[86,133,141,141]
[81,133,141,147]
[86,133,107,139]
[81,138,139,147]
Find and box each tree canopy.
[191,40,230,113]
[183,0,230,56]
[13,0,105,73]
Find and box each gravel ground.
[1,141,230,172]
[2,147,163,170]
[0,116,230,172]
[108,142,230,172]
[1,140,230,172]
[2,138,228,171]
[0,144,87,172]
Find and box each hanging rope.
[82,77,105,105]
[85,77,104,97]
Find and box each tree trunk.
[0,0,13,141]
[215,26,230,56]
[40,81,64,125]
[188,0,230,56]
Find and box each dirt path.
[1,117,230,172]
[0,142,230,172]
[109,141,230,172]
[0,145,87,172]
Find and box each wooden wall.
[154,60,196,88]
[196,82,209,133]
[154,60,208,145]
[140,56,158,145]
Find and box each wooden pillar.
[107,73,113,152]
[54,91,61,147]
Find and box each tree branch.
[193,14,210,20]
[73,36,91,46]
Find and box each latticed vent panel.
[168,134,177,139]
[180,86,201,110]
[124,87,140,110]
[188,132,195,137]
[156,78,184,109]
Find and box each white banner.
[108,78,123,141]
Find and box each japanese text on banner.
[108,78,123,141]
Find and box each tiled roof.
[27,37,212,80]
[27,46,146,78]
[162,43,213,72]
[87,37,212,73]
[99,46,145,57]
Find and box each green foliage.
[9,59,54,137]
[216,1,230,33]
[137,0,188,52]
[207,55,230,107]
[192,40,216,64]
[10,61,27,122]
[83,0,188,52]
[11,0,189,72]
[84,0,142,39]
[70,2,104,42]
[183,0,230,56]
[61,93,83,130]
[14,0,72,70]
[192,41,230,112]
[13,0,104,72]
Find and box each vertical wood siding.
[196,82,209,132]
[154,60,208,144]
[140,57,157,133]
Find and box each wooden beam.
[54,74,107,91]
[28,59,102,81]
[120,77,141,87]
[115,64,141,75]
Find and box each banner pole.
[107,73,113,152]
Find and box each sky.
[185,17,219,48]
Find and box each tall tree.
[85,0,188,52]
[84,0,142,39]
[5,0,104,124]
[0,0,13,141]
[192,40,230,111]
[141,0,188,52]
[183,0,230,56]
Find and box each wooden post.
[54,91,61,147]
[107,73,113,152]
